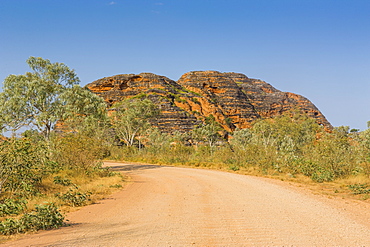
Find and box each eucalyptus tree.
[0,57,106,138]
[191,115,223,147]
[230,128,252,149]
[61,85,108,134]
[111,98,159,147]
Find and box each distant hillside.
[86,71,332,133]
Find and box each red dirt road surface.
[2,162,370,246]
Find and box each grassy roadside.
[237,168,370,202]
[0,169,126,243]
[109,156,370,203]
[1,158,368,243]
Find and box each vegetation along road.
[2,162,370,246]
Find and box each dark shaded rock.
[225,72,332,128]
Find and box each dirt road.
[2,162,370,246]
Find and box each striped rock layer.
[86,71,331,133]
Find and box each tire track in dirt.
[2,162,370,246]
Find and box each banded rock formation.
[86,71,331,133]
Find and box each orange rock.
[85,71,332,133]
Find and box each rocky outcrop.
[87,73,202,133]
[224,72,332,127]
[86,71,332,133]
[176,71,261,131]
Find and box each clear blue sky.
[1,0,369,130]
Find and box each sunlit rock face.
[86,71,332,133]
[224,72,332,128]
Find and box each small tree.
[111,98,159,147]
[61,85,108,133]
[191,115,222,147]
[231,128,252,148]
[0,57,106,138]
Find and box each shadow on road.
[105,163,162,172]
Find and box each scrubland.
[1,57,369,239]
[108,113,370,201]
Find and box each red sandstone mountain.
[86,71,332,132]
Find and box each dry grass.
[114,155,370,203]
[13,171,126,215]
[0,168,126,243]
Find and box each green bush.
[51,133,109,171]
[229,165,240,171]
[53,176,73,186]
[56,189,91,207]
[348,184,370,195]
[0,138,47,199]
[92,162,118,177]
[310,169,335,183]
[108,113,370,186]
[0,203,64,235]
[0,199,27,216]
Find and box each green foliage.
[131,92,148,99]
[91,161,119,177]
[61,85,108,133]
[145,128,173,153]
[113,112,370,185]
[111,98,159,146]
[229,165,240,171]
[0,199,27,216]
[224,117,233,127]
[251,113,319,151]
[109,184,123,188]
[53,176,73,186]
[51,133,109,171]
[0,203,64,235]
[186,89,202,97]
[0,218,20,235]
[192,115,223,147]
[301,130,355,180]
[0,131,120,235]
[348,183,370,195]
[190,97,200,104]
[168,92,187,103]
[0,57,124,236]
[0,138,47,198]
[0,57,107,139]
[231,128,252,147]
[358,128,370,176]
[0,57,79,137]
[56,189,91,207]
[310,169,335,183]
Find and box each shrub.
[53,176,73,186]
[92,162,119,177]
[0,199,27,216]
[0,203,64,235]
[348,183,370,195]
[0,138,47,199]
[229,165,240,171]
[310,169,335,183]
[51,133,108,171]
[56,189,91,207]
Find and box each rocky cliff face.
[224,72,331,127]
[86,71,332,133]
